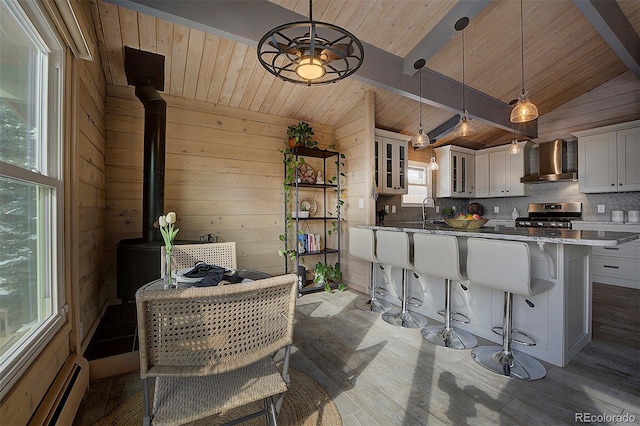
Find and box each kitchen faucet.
[422,197,434,223]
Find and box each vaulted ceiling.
[94,0,640,150]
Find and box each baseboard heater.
[29,354,89,425]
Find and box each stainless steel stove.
[515,202,582,229]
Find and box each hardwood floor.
[291,285,639,425]
[75,283,639,425]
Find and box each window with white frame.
[402,161,433,206]
[0,0,65,399]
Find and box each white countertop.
[360,222,639,246]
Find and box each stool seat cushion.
[349,227,378,263]
[466,238,553,297]
[375,230,413,269]
[413,234,466,281]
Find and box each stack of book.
[297,233,322,253]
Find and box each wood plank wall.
[104,86,334,287]
[75,3,107,353]
[0,1,106,421]
[537,70,640,142]
[335,90,376,294]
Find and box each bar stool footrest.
[491,327,537,346]
[407,296,423,308]
[374,287,389,296]
[450,311,470,324]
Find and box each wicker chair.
[160,242,237,277]
[136,273,298,425]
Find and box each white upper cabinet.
[434,145,475,198]
[475,142,528,198]
[375,129,411,195]
[475,153,490,198]
[574,121,640,193]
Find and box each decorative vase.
[164,252,176,289]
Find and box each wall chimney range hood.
[520,139,577,183]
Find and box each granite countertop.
[359,222,639,247]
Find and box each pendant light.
[508,124,521,155]
[257,0,364,86]
[428,156,439,171]
[412,59,427,148]
[454,17,476,137]
[510,0,538,123]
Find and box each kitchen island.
[357,222,639,366]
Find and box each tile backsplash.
[378,182,640,223]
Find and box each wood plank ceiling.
[93,0,638,150]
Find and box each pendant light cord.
[309,0,313,21]
[419,67,422,126]
[520,0,525,93]
[461,27,466,112]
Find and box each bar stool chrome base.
[421,325,478,350]
[471,346,547,380]
[382,309,428,328]
[354,297,393,312]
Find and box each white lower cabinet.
[572,222,640,289]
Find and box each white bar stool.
[349,227,392,313]
[466,238,554,380]
[413,234,477,350]
[376,230,428,328]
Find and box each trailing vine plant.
[327,144,347,238]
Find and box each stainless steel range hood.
[520,140,577,183]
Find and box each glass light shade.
[510,90,538,123]
[295,57,326,80]
[428,156,439,171]
[454,109,476,137]
[508,139,521,155]
[413,127,426,147]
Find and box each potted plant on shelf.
[292,204,309,219]
[287,121,318,149]
[313,262,346,292]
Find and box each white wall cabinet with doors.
[375,129,411,195]
[433,145,475,198]
[574,121,640,193]
[474,142,529,198]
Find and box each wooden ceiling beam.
[107,0,537,138]
[573,0,640,79]
[403,0,492,76]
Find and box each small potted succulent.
[292,204,309,219]
[441,207,455,218]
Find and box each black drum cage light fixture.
[257,0,364,86]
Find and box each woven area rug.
[96,367,342,426]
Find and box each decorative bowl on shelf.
[444,218,488,229]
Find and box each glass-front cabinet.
[375,128,411,195]
[434,145,475,198]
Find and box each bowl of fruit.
[444,214,488,230]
